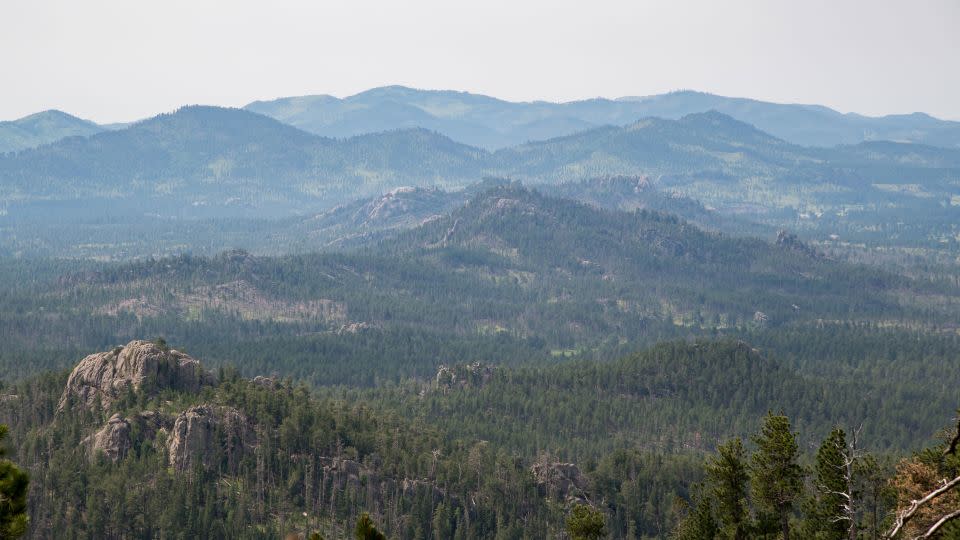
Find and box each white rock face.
[58,340,213,411]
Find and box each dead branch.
[887,475,960,538]
[911,508,960,540]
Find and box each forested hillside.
[2,187,954,387]
[0,177,768,260]
[0,341,565,538]
[356,340,959,457]
[2,338,957,539]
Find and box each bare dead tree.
[819,424,864,540]
[842,425,863,540]
[884,415,960,540]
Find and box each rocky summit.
[58,340,213,412]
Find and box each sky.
[1,0,958,123]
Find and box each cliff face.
[58,340,213,412]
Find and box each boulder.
[58,340,213,412]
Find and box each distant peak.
[350,85,425,99]
[10,109,98,126]
[678,110,771,134]
[616,89,715,102]
[21,109,71,120]
[680,110,739,123]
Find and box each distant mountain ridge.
[0,105,485,216]
[6,86,958,155]
[246,86,960,149]
[0,110,104,154]
[2,104,958,253]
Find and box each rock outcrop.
[84,413,132,461]
[167,405,255,473]
[435,361,495,390]
[310,457,447,503]
[58,340,214,412]
[776,229,818,257]
[531,461,589,504]
[83,410,169,462]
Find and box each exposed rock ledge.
[58,340,214,412]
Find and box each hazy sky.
[2,0,958,123]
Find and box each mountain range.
[2,104,958,255]
[5,86,959,157]
[245,86,960,149]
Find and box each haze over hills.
[6,86,959,157]
[246,86,960,149]
[0,178,766,259]
[0,105,484,218]
[4,104,958,256]
[492,112,960,243]
[0,110,104,154]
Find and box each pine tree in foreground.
[751,413,803,540]
[355,512,387,540]
[566,504,607,540]
[0,425,28,539]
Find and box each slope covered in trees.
[0,340,705,538]
[1,186,954,386]
[355,340,958,458]
[1,338,956,539]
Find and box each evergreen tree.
[672,485,718,540]
[355,512,387,540]
[566,504,606,540]
[707,438,750,540]
[805,428,852,540]
[751,413,804,540]
[0,425,28,539]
